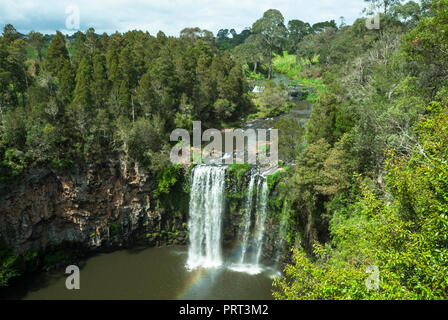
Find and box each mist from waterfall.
[186,165,226,270]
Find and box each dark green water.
[4,246,274,300]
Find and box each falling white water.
[186,165,226,270]
[239,173,257,264]
[229,177,269,275]
[253,179,268,266]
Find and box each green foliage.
[154,165,182,197]
[252,9,288,79]
[2,148,26,178]
[214,98,235,121]
[123,116,165,162]
[254,81,289,117]
[274,117,305,163]
[272,51,303,79]
[226,164,252,203]
[1,3,447,300]
[216,28,251,51]
[273,1,448,299]
[38,242,87,270]
[287,20,312,53]
[228,163,251,183]
[233,35,269,77]
[43,249,71,267]
[0,246,19,287]
[273,248,374,300]
[45,31,70,76]
[0,27,252,183]
[267,169,286,192]
[277,121,448,298]
[403,0,448,97]
[108,222,123,237]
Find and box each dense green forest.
[0,26,254,180]
[1,0,448,299]
[272,0,448,299]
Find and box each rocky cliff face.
[0,159,289,268]
[0,159,188,255]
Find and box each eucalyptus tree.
[287,19,311,53]
[364,0,403,15]
[252,9,288,79]
[232,34,268,74]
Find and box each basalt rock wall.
[0,159,188,255]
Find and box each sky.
[0,0,368,36]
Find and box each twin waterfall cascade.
[186,165,272,274]
[186,165,226,270]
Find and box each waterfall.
[252,179,268,266]
[186,165,226,270]
[239,173,257,264]
[274,200,289,266]
[186,164,271,275]
[229,175,269,274]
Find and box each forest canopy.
[1,0,447,300]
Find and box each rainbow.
[176,244,266,299]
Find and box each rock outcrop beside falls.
[0,160,288,269]
[0,159,188,255]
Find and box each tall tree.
[7,39,29,106]
[311,20,338,33]
[92,51,110,109]
[287,19,311,53]
[85,27,97,53]
[72,56,93,111]
[45,31,70,76]
[364,0,403,15]
[137,71,156,117]
[233,34,268,74]
[252,9,288,79]
[217,29,230,40]
[118,80,132,120]
[2,25,21,46]
[27,31,46,62]
[58,60,75,106]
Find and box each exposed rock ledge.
[0,158,188,255]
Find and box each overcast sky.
[0,0,368,36]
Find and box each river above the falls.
[3,246,275,300]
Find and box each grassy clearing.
[272,51,304,79]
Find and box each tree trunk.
[268,49,273,80]
[23,66,29,89]
[253,61,258,73]
[131,96,135,123]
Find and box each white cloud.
[0,0,367,36]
